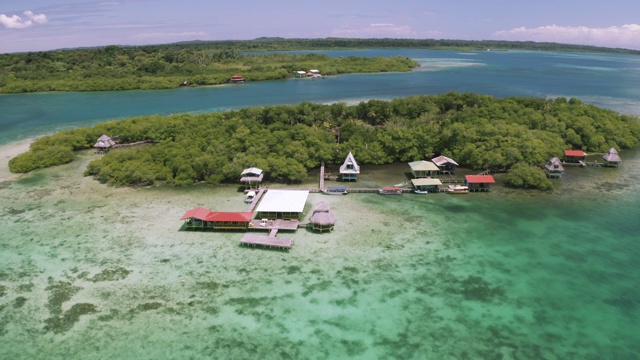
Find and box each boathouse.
[408,160,439,178]
[340,152,360,181]
[411,178,443,192]
[544,157,565,178]
[431,155,459,174]
[93,135,116,152]
[564,150,586,163]
[602,148,621,167]
[181,207,254,230]
[240,167,264,189]
[294,70,307,78]
[464,175,496,192]
[254,189,309,219]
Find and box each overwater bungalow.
[181,207,254,230]
[602,147,621,167]
[564,150,586,163]
[464,175,496,192]
[408,160,439,178]
[308,69,322,78]
[431,155,459,174]
[93,135,116,152]
[254,189,309,220]
[309,201,336,232]
[294,70,307,78]
[545,157,565,178]
[309,211,337,232]
[240,167,264,189]
[411,178,442,193]
[340,152,360,181]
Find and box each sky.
[2,0,640,53]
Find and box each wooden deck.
[240,234,294,249]
[246,187,267,212]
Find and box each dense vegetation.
[10,93,640,189]
[0,46,417,93]
[3,38,638,94]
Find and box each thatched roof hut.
[93,135,116,150]
[602,148,621,167]
[309,211,337,232]
[313,201,331,213]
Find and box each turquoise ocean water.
[0,50,639,359]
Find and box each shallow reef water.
[0,149,638,359]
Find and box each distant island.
[1,38,639,94]
[9,93,640,190]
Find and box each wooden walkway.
[240,234,293,249]
[246,187,267,212]
[320,163,325,190]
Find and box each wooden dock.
[240,234,293,249]
[246,187,267,212]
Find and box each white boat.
[245,190,256,203]
[323,186,348,195]
[447,185,469,194]
[378,186,402,195]
[413,189,430,194]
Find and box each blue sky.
[2,0,640,53]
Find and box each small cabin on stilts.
[545,157,565,178]
[93,135,116,153]
[340,152,360,181]
[465,175,496,192]
[602,148,621,167]
[240,167,264,190]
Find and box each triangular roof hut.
[340,152,360,181]
[93,135,116,150]
[602,148,621,167]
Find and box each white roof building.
[255,190,309,219]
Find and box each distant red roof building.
[564,150,586,157]
[464,175,496,184]
[181,207,213,221]
[181,207,254,230]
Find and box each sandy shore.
[0,139,33,182]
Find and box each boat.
[378,186,403,195]
[413,189,430,194]
[322,186,348,195]
[229,74,245,83]
[244,190,256,203]
[447,184,469,194]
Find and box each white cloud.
[0,10,48,29]
[494,24,640,50]
[332,23,415,38]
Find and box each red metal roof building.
[564,150,586,163]
[181,207,253,230]
[464,175,496,192]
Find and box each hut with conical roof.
[309,211,337,232]
[545,157,565,178]
[93,135,116,153]
[602,148,621,167]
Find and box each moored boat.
[378,186,403,195]
[447,184,469,194]
[322,186,348,195]
[413,190,430,194]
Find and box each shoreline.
[0,138,34,182]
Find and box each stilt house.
[464,175,496,192]
[408,160,439,178]
[340,152,360,181]
[93,135,116,152]
[564,150,586,163]
[602,148,621,167]
[431,155,459,174]
[544,157,565,178]
[240,167,264,189]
